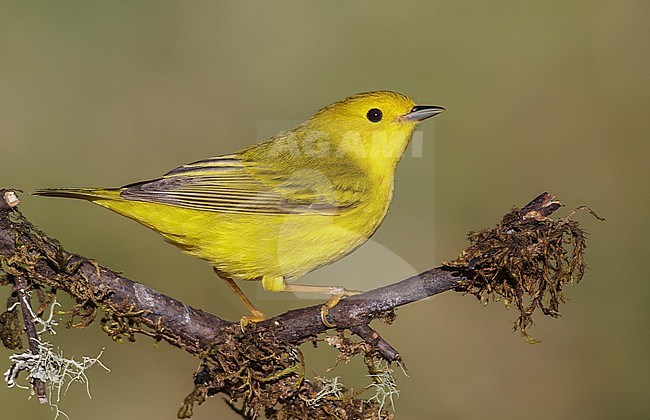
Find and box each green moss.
[445,204,602,343]
[0,295,22,350]
[179,327,391,419]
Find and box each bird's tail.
[33,187,122,202]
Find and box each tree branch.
[1,190,590,418]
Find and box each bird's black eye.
[366,108,383,123]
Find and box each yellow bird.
[35,91,444,325]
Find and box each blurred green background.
[1,1,648,419]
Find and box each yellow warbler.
[35,91,444,324]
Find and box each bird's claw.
[320,303,337,328]
[320,289,361,327]
[240,310,268,332]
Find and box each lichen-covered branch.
[0,190,596,418]
[14,275,48,403]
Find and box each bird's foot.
[240,309,268,332]
[320,288,362,328]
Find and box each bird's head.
[307,91,445,174]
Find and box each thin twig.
[350,324,400,362]
[14,276,48,404]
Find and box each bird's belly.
[189,209,381,281]
[97,197,388,281]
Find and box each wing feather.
[120,154,367,215]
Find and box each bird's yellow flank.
[35,91,445,323]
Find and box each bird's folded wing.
[120,154,367,215]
